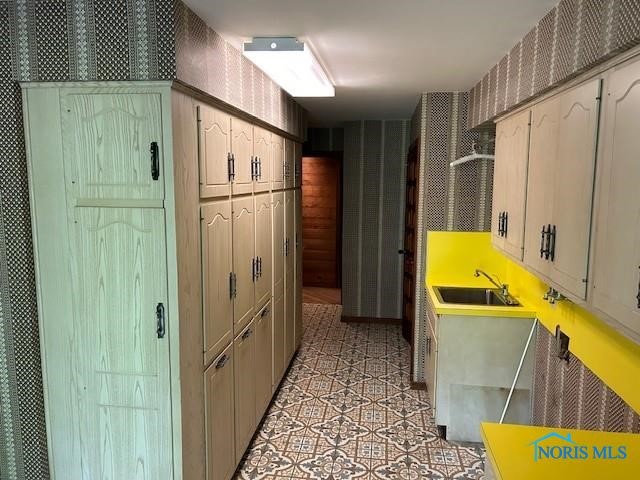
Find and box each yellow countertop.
[482,422,640,479]
[426,283,536,318]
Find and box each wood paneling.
[302,156,341,288]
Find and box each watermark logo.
[528,432,627,462]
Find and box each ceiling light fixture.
[243,37,335,98]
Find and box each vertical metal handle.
[540,225,547,258]
[156,303,165,338]
[232,273,237,298]
[150,142,160,180]
[229,272,234,299]
[549,225,556,262]
[503,212,508,237]
[258,256,262,277]
[543,224,552,260]
[227,153,235,181]
[251,156,256,180]
[252,258,257,281]
[636,267,640,309]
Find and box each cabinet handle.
[549,225,556,262]
[636,267,640,309]
[543,224,552,260]
[261,306,270,317]
[251,156,256,180]
[150,142,160,180]
[232,273,237,298]
[257,156,262,179]
[540,225,547,258]
[252,258,257,281]
[503,212,508,237]
[227,153,235,181]
[497,212,502,236]
[215,354,229,369]
[156,302,165,339]
[242,328,253,340]
[258,256,262,277]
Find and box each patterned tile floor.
[235,303,486,480]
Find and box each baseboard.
[410,381,427,390]
[341,315,402,325]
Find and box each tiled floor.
[235,303,485,480]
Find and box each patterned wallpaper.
[469,0,640,128]
[341,120,410,320]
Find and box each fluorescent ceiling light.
[243,37,335,97]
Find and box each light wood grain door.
[491,120,507,251]
[201,200,234,365]
[284,139,295,189]
[524,96,559,279]
[591,57,640,335]
[272,293,285,389]
[231,117,254,196]
[254,127,271,193]
[254,303,273,420]
[233,196,255,333]
[285,189,295,279]
[272,192,285,298]
[285,284,295,364]
[255,193,272,310]
[271,134,285,191]
[71,207,172,479]
[294,188,303,349]
[234,321,256,460]
[198,105,232,198]
[204,345,235,480]
[61,91,164,201]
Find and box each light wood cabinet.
[285,189,295,277]
[198,104,232,198]
[234,321,257,461]
[591,56,640,338]
[294,189,303,349]
[204,345,235,480]
[285,139,295,189]
[272,191,286,298]
[255,193,272,309]
[272,134,285,190]
[232,196,255,333]
[492,109,531,260]
[285,284,295,364]
[254,302,273,419]
[254,126,271,192]
[272,293,285,389]
[201,200,234,365]
[232,117,254,196]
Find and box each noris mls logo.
[528,432,628,462]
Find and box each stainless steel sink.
[433,286,519,306]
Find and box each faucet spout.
[474,269,510,298]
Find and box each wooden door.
[70,207,173,479]
[272,293,285,389]
[232,196,255,332]
[272,192,286,298]
[254,127,271,193]
[285,283,295,363]
[271,134,285,191]
[201,200,234,365]
[294,189,304,349]
[284,139,295,189]
[254,303,273,420]
[491,121,507,251]
[550,78,601,299]
[231,117,254,195]
[61,91,164,201]
[234,321,256,460]
[255,193,272,309]
[301,156,341,287]
[524,97,559,279]
[198,104,231,198]
[591,57,640,335]
[204,345,235,480]
[401,141,419,343]
[285,189,295,279]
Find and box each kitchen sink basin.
[433,286,519,307]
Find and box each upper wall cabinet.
[524,79,601,299]
[61,90,164,202]
[253,127,271,193]
[492,109,531,260]
[284,139,295,189]
[198,105,232,198]
[591,56,640,338]
[294,142,303,188]
[271,135,285,191]
[232,117,254,196]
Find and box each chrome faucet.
[474,269,510,298]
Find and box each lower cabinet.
[285,284,295,364]
[234,320,257,461]
[205,345,236,480]
[255,302,273,419]
[273,293,286,389]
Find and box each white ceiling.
[184,0,558,126]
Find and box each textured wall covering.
[469,0,640,128]
[533,326,640,432]
[175,1,306,138]
[411,92,494,382]
[341,120,410,320]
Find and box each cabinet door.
[285,284,295,363]
[272,192,286,298]
[255,193,273,309]
[524,96,559,279]
[254,303,273,420]
[294,142,303,188]
[272,293,285,389]
[285,190,295,278]
[201,200,234,365]
[591,57,640,336]
[205,345,235,480]
[294,189,304,349]
[198,104,232,198]
[233,197,255,332]
[70,207,173,479]
[234,321,256,460]
[549,79,601,299]
[284,139,295,189]
[231,117,254,195]
[61,91,164,201]
[491,120,508,250]
[271,134,285,191]
[254,127,271,193]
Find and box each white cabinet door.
[70,207,173,479]
[231,117,254,196]
[198,105,232,198]
[591,57,640,337]
[255,193,272,309]
[271,134,285,191]
[272,192,286,298]
[61,91,164,201]
[233,196,255,333]
[201,200,234,365]
[254,126,271,193]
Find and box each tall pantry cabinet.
[23,81,304,480]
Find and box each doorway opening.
[301,153,343,305]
